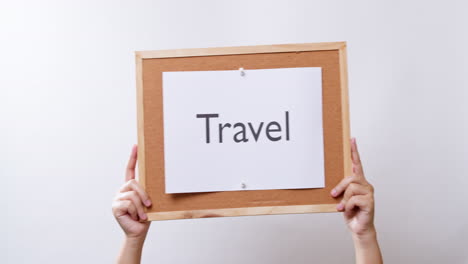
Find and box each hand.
[112,145,152,240]
[331,138,375,238]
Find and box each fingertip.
[144,199,152,207]
[336,203,344,211]
[350,138,361,165]
[330,189,338,197]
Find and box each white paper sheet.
[162,67,324,193]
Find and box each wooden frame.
[136,42,351,221]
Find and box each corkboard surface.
[141,50,344,214]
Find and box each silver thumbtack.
[241,182,247,189]
[239,67,245,76]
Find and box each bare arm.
[112,145,152,264]
[331,138,383,264]
[117,237,146,264]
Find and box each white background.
[1,1,467,263]
[163,68,324,193]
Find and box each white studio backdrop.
[1,0,467,263]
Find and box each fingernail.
[336,203,344,211]
[145,200,152,207]
[331,189,337,197]
[141,213,147,220]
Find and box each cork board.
[135,42,351,221]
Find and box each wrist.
[117,236,146,264]
[352,226,377,245]
[351,227,383,264]
[124,235,146,249]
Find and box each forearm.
[117,237,146,264]
[352,228,383,264]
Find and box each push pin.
[239,67,245,77]
[241,182,247,189]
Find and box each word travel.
[196,111,290,143]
